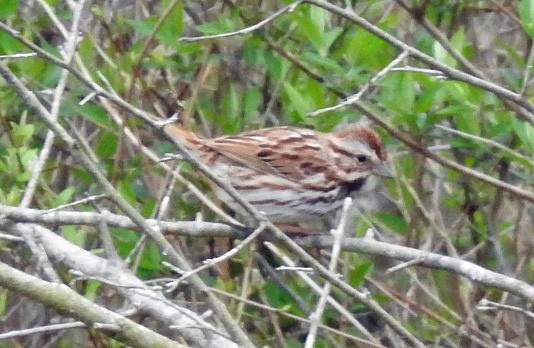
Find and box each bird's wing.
[205,127,331,181]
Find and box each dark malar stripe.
[301,176,366,193]
[290,178,367,207]
[338,177,366,198]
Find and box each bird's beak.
[373,163,394,178]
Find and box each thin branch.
[209,287,386,348]
[167,222,267,288]
[309,50,409,116]
[264,242,380,343]
[0,204,238,237]
[353,102,534,203]
[6,222,235,347]
[0,52,37,59]
[0,261,183,348]
[0,322,86,340]
[304,197,351,348]
[179,0,303,42]
[260,15,534,203]
[436,124,532,166]
[15,0,85,287]
[0,60,253,347]
[477,299,534,321]
[298,236,534,304]
[304,0,534,125]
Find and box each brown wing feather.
[206,127,329,181]
[205,140,281,176]
[164,124,201,145]
[165,125,340,183]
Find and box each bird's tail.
[163,123,201,146]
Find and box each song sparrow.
[165,124,392,223]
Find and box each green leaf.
[283,82,310,121]
[301,52,344,74]
[0,289,7,315]
[10,121,34,146]
[520,0,534,38]
[343,29,395,69]
[322,27,343,51]
[0,0,19,20]
[118,179,137,204]
[243,87,260,120]
[373,212,409,234]
[513,119,534,153]
[264,51,284,80]
[76,103,114,129]
[157,0,183,45]
[455,109,480,136]
[61,225,87,247]
[349,262,374,287]
[84,280,102,300]
[295,13,324,53]
[111,228,139,257]
[264,280,294,309]
[126,18,156,36]
[139,242,162,272]
[451,28,465,53]
[96,132,118,158]
[309,5,327,33]
[19,148,38,172]
[55,187,76,206]
[384,73,415,112]
[0,29,24,54]
[221,84,241,133]
[434,28,465,67]
[194,19,233,35]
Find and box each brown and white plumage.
[165,124,391,222]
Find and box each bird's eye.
[356,155,368,163]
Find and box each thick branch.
[5,222,236,347]
[0,261,183,348]
[0,204,237,237]
[298,236,534,304]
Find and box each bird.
[163,123,392,227]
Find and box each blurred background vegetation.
[0,0,533,347]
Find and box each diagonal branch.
[0,261,183,348]
[305,0,534,125]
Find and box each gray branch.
[297,236,534,304]
[5,222,237,348]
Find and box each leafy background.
[0,0,533,347]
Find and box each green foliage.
[1,0,533,346]
[349,261,374,287]
[520,0,534,38]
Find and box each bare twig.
[436,124,532,166]
[304,197,351,348]
[305,0,534,125]
[42,194,108,214]
[0,261,183,348]
[0,52,37,59]
[0,322,86,341]
[309,50,409,116]
[0,204,238,237]
[298,236,534,304]
[0,60,254,347]
[264,241,380,343]
[477,299,534,320]
[180,1,303,42]
[19,0,85,207]
[167,222,267,288]
[210,287,386,347]
[6,222,235,347]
